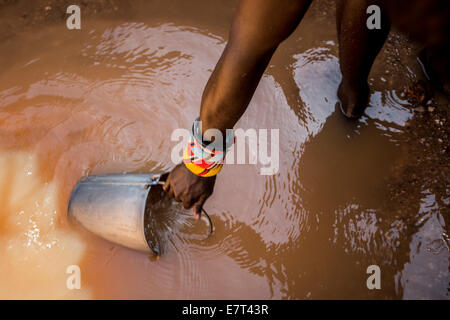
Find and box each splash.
[0,151,91,299]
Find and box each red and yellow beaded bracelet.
[183,118,234,177]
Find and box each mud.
[0,0,448,299]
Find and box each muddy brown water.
[0,0,448,299]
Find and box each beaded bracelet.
[183,117,234,177]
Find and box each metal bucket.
[67,173,167,254]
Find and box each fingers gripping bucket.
[67,173,166,254]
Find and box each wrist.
[183,117,234,177]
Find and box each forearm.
[200,42,274,134]
[199,0,313,135]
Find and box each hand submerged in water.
[163,163,216,220]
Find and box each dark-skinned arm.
[164,0,313,218]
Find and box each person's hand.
[163,163,216,219]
